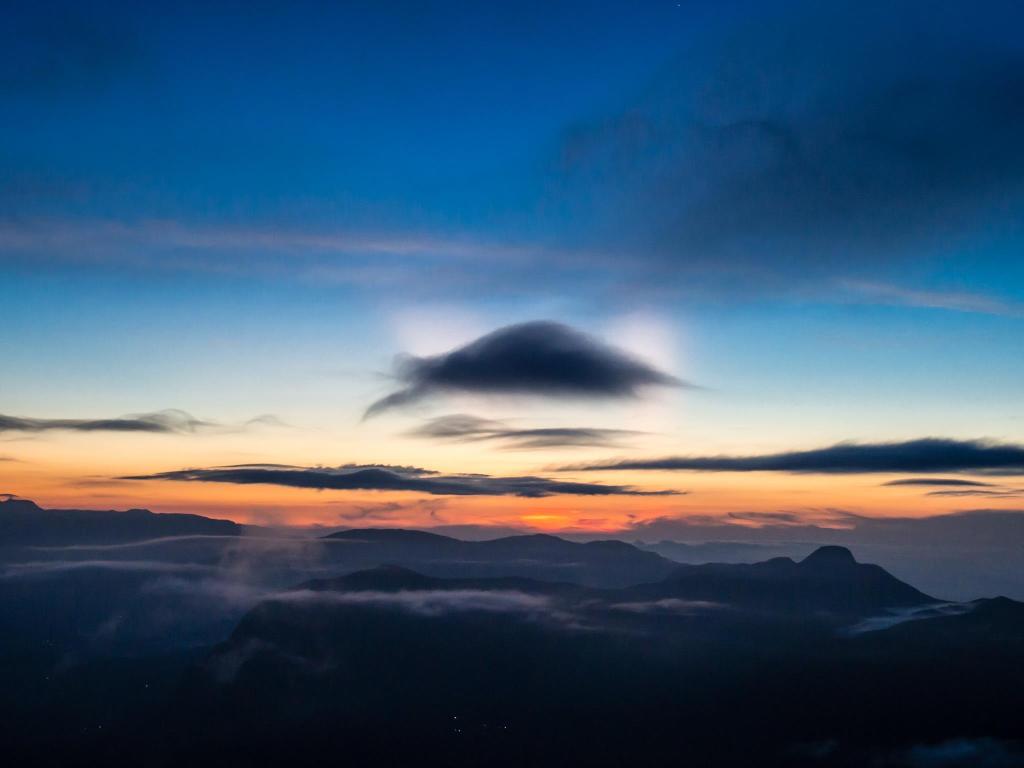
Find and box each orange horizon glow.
[7,465,1019,531]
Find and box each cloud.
[568,439,1024,475]
[407,413,644,450]
[1,560,219,578]
[25,534,240,552]
[549,1,1024,293]
[366,321,685,417]
[0,409,282,435]
[0,218,564,297]
[138,571,564,620]
[925,489,1024,499]
[839,281,1024,318]
[844,602,975,636]
[268,588,556,618]
[606,598,722,615]
[0,409,214,434]
[334,498,448,523]
[883,478,996,488]
[122,463,678,498]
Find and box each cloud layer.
[0,409,215,434]
[882,478,996,488]
[366,321,684,417]
[407,413,643,450]
[569,439,1024,475]
[123,463,676,498]
[551,1,1024,292]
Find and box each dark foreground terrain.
[1,498,1022,767]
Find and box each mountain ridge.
[0,497,241,545]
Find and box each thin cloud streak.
[566,439,1024,475]
[407,414,645,450]
[883,478,997,488]
[0,409,281,435]
[0,409,213,434]
[840,280,1024,318]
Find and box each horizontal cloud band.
[122,463,678,498]
[0,410,280,435]
[566,438,1024,475]
[407,414,644,450]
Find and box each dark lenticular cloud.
[122,463,677,498]
[0,409,215,434]
[566,439,1024,475]
[365,322,684,418]
[407,413,644,450]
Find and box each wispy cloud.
[334,498,449,523]
[566,438,1024,475]
[840,280,1023,318]
[0,409,281,435]
[1,560,219,578]
[0,218,554,279]
[606,598,723,615]
[266,588,556,618]
[926,489,1024,499]
[844,601,974,635]
[407,413,645,450]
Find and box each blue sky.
[3,0,1024,527]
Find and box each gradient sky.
[3,0,1024,531]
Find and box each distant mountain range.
[171,550,1023,767]
[0,497,240,545]
[322,527,676,586]
[1,499,1023,767]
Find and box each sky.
[3,0,1024,533]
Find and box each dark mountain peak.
[970,596,1024,621]
[800,546,857,569]
[651,546,932,617]
[0,497,43,514]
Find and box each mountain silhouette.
[625,545,935,617]
[322,527,675,587]
[166,549,1023,768]
[1,528,1022,768]
[800,544,857,568]
[0,497,240,545]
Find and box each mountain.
[636,538,820,564]
[163,551,1022,767]
[631,545,936,617]
[0,497,241,546]
[1,540,1022,767]
[322,528,676,587]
